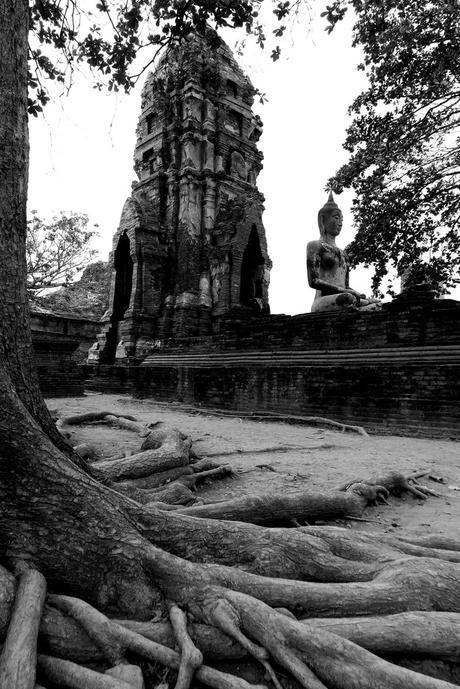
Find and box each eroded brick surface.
[93,29,270,364]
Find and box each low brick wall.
[31,311,100,363]
[84,298,460,438]
[152,298,460,353]
[32,331,84,397]
[31,310,100,397]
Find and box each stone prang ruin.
[93,29,271,364]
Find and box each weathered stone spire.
[91,29,271,363]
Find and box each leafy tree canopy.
[26,210,98,293]
[34,260,111,318]
[325,0,460,295]
[28,0,298,114]
[28,0,460,296]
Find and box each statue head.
[318,191,343,238]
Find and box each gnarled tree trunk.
[0,0,83,462]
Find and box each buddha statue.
[306,192,381,313]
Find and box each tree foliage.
[326,0,460,295]
[28,0,298,114]
[26,211,97,294]
[28,0,460,295]
[35,260,111,317]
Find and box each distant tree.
[26,211,98,294]
[325,0,460,295]
[36,260,111,318]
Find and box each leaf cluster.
[34,260,111,318]
[26,211,98,294]
[327,0,460,295]
[28,0,307,113]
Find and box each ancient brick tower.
[92,29,270,364]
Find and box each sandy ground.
[47,393,460,540]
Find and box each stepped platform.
[84,297,460,439]
[141,344,460,368]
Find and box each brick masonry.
[84,297,460,438]
[90,29,271,365]
[31,311,100,397]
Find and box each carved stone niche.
[230,151,246,180]
[225,109,243,136]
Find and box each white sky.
[29,6,456,314]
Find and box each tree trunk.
[0,0,74,457]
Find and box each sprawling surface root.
[3,389,460,688]
[92,611,460,664]
[339,471,440,500]
[4,563,459,689]
[208,589,459,689]
[175,487,369,523]
[92,423,192,483]
[173,471,436,524]
[64,418,234,505]
[121,482,197,507]
[167,601,203,689]
[301,612,460,661]
[0,568,46,688]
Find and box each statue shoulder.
[306,239,323,254]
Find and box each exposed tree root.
[102,414,151,436]
[301,612,460,662]
[174,488,369,523]
[42,597,268,689]
[65,420,233,506]
[16,598,460,684]
[176,464,234,490]
[302,526,460,564]
[119,482,197,507]
[37,654,134,689]
[117,465,196,491]
[193,446,305,459]
[167,602,203,689]
[339,471,441,500]
[0,578,265,689]
[173,471,429,525]
[93,440,191,483]
[73,443,98,460]
[151,403,369,436]
[189,458,223,472]
[3,385,460,689]
[209,589,458,689]
[48,595,125,665]
[59,411,138,426]
[60,411,150,440]
[104,611,460,665]
[397,534,460,551]
[0,568,46,689]
[113,619,247,661]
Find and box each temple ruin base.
[83,298,460,438]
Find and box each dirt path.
[48,393,460,539]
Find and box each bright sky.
[27,7,408,315]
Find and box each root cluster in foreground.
[1,397,460,689]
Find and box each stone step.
[141,344,460,367]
